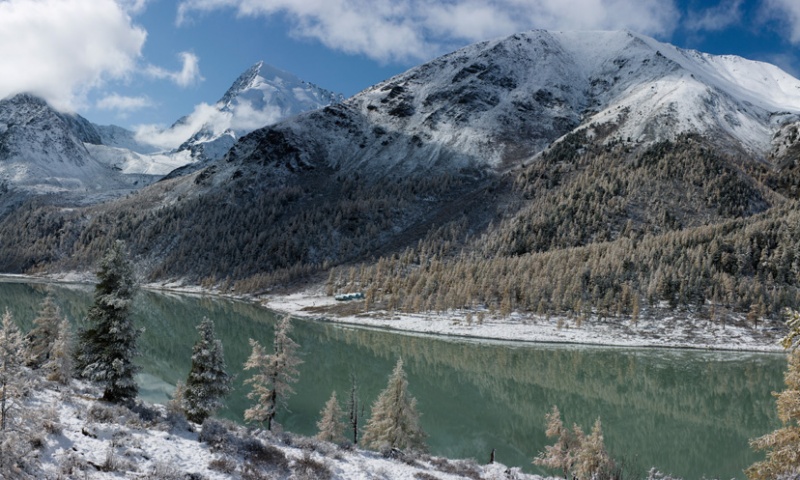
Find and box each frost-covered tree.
[316,390,346,444]
[25,296,62,368]
[748,310,800,479]
[534,406,616,480]
[0,309,26,431]
[43,318,72,385]
[533,405,581,478]
[362,358,426,452]
[243,315,302,431]
[182,318,232,424]
[74,240,139,404]
[574,418,615,480]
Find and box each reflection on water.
[0,280,784,479]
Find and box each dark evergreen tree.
[74,240,139,404]
[182,317,232,424]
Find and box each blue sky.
[2,0,800,135]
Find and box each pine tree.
[0,309,26,432]
[74,240,140,404]
[316,390,346,444]
[182,318,232,424]
[25,296,62,368]
[747,310,800,479]
[43,318,72,385]
[243,315,302,431]
[362,358,426,452]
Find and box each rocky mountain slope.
[1,30,799,320]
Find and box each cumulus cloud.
[96,93,155,112]
[763,0,800,44]
[145,52,204,88]
[0,0,146,111]
[176,0,679,63]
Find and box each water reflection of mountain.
[0,281,784,479]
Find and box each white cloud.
[96,93,155,112]
[134,97,283,150]
[119,0,151,15]
[175,0,680,63]
[763,0,800,44]
[145,52,204,88]
[0,0,146,112]
[684,0,743,32]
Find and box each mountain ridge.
[0,30,798,322]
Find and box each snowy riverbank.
[261,288,786,353]
[2,273,787,352]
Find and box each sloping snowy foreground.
[26,377,543,479]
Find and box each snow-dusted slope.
[223,30,800,181]
[0,94,131,194]
[171,61,344,161]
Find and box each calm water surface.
[0,279,784,479]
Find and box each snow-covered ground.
[261,289,785,353]
[30,378,540,479]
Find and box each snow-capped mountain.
[0,93,133,194]
[168,61,343,161]
[218,30,800,181]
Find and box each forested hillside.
[1,30,800,322]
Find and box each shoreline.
[2,273,786,354]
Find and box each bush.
[238,437,289,472]
[292,451,332,480]
[199,418,236,451]
[209,455,237,474]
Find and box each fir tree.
[574,418,615,480]
[243,315,302,431]
[43,318,72,385]
[182,318,232,424]
[362,358,426,452]
[316,390,346,444]
[74,240,139,404]
[25,296,62,368]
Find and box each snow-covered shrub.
[428,457,482,480]
[238,436,289,472]
[414,473,443,480]
[292,451,332,480]
[199,417,236,451]
[40,403,62,435]
[87,402,127,424]
[209,455,237,474]
[58,450,89,477]
[145,460,185,479]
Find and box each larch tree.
[74,240,140,404]
[534,406,616,480]
[747,309,800,479]
[182,317,232,424]
[362,358,427,452]
[243,315,302,431]
[533,405,581,478]
[316,390,346,444]
[43,317,72,385]
[25,296,62,368]
[0,309,26,432]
